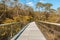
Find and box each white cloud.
[27,2,32,5]
[26,2,34,6]
[39,0,45,3]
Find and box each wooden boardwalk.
[17,22,46,40]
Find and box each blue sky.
[19,0,60,10]
[0,0,60,10]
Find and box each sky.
[19,0,60,10]
[0,0,60,10]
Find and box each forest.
[0,0,60,24]
[0,0,60,40]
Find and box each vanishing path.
[16,22,46,40]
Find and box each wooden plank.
[39,21,60,26]
[17,22,46,40]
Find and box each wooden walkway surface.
[17,22,46,40]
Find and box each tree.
[44,3,53,12]
[1,0,11,11]
[1,0,6,10]
[24,4,29,10]
[50,9,56,13]
[28,7,34,16]
[18,3,22,8]
[14,0,18,6]
[0,10,14,24]
[13,0,19,16]
[36,2,43,12]
[42,3,53,20]
[57,7,60,14]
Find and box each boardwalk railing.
[37,21,60,40]
[0,21,60,40]
[0,22,27,40]
[39,21,60,26]
[11,23,29,40]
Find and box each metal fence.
[37,21,60,40]
[0,22,26,40]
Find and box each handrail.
[38,21,60,32]
[11,22,30,40]
[0,22,24,40]
[37,21,60,40]
[0,22,20,26]
[0,21,30,40]
[39,21,60,26]
[39,23,60,34]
